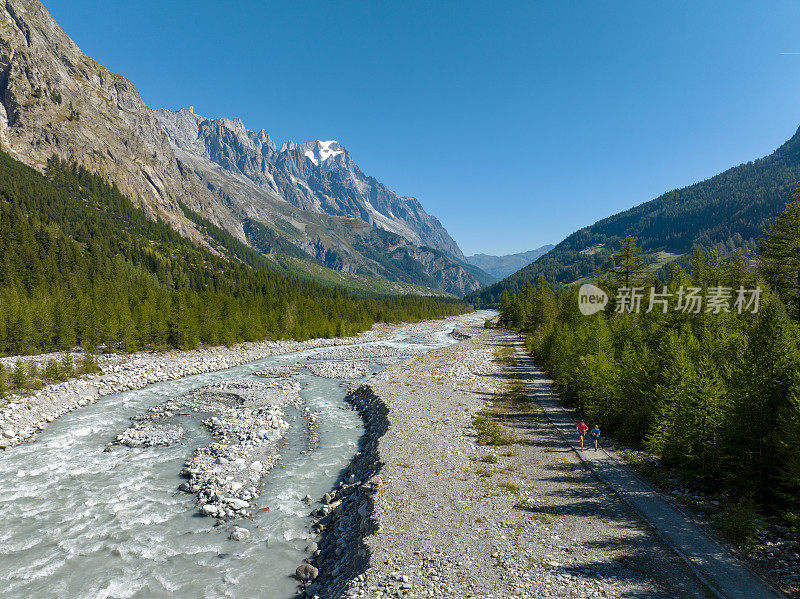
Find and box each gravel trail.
[309,325,712,598]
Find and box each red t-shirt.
[577,423,588,435]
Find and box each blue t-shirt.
[591,427,600,438]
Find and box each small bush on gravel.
[476,467,494,477]
[78,353,99,375]
[26,362,38,380]
[480,454,498,464]
[60,355,74,379]
[44,359,60,381]
[714,497,766,551]
[484,319,493,328]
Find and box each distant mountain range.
[468,126,800,306]
[0,0,487,296]
[465,246,554,279]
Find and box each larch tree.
[759,189,800,319]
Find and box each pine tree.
[777,373,800,512]
[606,236,650,289]
[727,249,753,289]
[759,191,800,318]
[498,290,513,327]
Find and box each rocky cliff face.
[0,0,211,237]
[156,108,465,261]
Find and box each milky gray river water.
[0,318,477,598]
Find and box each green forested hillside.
[0,151,468,355]
[498,237,800,533]
[469,126,800,306]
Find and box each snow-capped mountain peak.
[303,140,343,166]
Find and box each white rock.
[228,498,250,510]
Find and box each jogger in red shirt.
[577,420,588,450]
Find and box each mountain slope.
[468,126,800,306]
[155,108,485,295]
[466,245,554,279]
[0,0,212,237]
[0,148,468,353]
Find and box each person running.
[590,424,601,451]
[577,420,588,450]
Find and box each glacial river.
[0,315,482,598]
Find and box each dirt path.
[331,326,711,598]
[513,342,784,599]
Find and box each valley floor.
[317,325,765,599]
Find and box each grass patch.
[480,454,498,464]
[471,345,536,446]
[476,467,494,478]
[496,346,518,368]
[498,481,521,495]
[473,410,516,446]
[494,379,537,414]
[613,551,632,565]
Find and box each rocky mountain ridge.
[155,107,464,262]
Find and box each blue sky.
[44,0,800,255]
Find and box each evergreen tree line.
[498,197,800,523]
[0,150,468,355]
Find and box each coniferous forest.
[498,200,800,535]
[0,150,468,355]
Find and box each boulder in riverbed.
[296,563,319,582]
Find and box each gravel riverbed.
[303,324,710,599]
[0,318,454,450]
